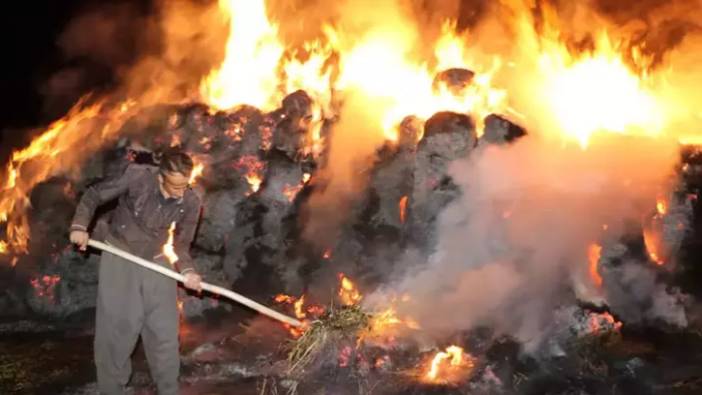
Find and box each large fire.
[1,0,700,258]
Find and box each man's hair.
[159,149,194,176]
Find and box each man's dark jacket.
[70,164,201,273]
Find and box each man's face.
[159,170,190,199]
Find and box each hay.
[287,304,371,375]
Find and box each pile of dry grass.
[287,304,371,375]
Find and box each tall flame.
[588,243,603,287]
[163,221,179,265]
[200,0,284,110]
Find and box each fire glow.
[338,273,362,306]
[588,243,603,287]
[424,345,474,384]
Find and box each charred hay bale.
[221,198,264,282]
[481,114,527,145]
[410,112,477,250]
[179,253,231,318]
[194,187,249,253]
[359,141,416,235]
[433,68,475,96]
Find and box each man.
[69,149,203,395]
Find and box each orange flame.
[643,227,665,266]
[656,198,667,216]
[425,345,474,383]
[339,273,363,306]
[163,222,179,265]
[338,273,362,306]
[189,163,205,185]
[398,195,408,224]
[200,0,284,110]
[588,243,603,287]
[235,155,265,194]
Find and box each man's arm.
[70,165,141,232]
[173,194,202,274]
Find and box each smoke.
[40,3,154,118]
[367,134,681,342]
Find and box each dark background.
[0,0,151,162]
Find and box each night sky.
[1,0,147,160]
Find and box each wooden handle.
[87,239,303,327]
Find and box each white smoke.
[367,134,686,344]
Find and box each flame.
[398,195,408,224]
[234,155,265,194]
[322,248,332,259]
[200,0,284,110]
[0,241,7,254]
[338,273,362,306]
[163,222,179,265]
[189,163,205,185]
[656,198,667,216]
[335,20,507,141]
[588,311,623,334]
[537,34,663,148]
[643,226,665,266]
[273,293,325,337]
[425,345,474,383]
[588,243,603,287]
[282,183,304,202]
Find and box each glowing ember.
[425,345,474,383]
[338,345,353,367]
[189,163,205,185]
[338,273,362,306]
[282,183,304,202]
[30,275,61,303]
[0,241,8,254]
[656,198,667,216]
[588,311,623,334]
[588,243,603,287]
[322,248,332,260]
[398,195,408,224]
[162,222,179,265]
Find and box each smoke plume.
[367,134,682,343]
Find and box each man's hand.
[69,230,89,251]
[183,271,202,292]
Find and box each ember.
[30,275,61,304]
